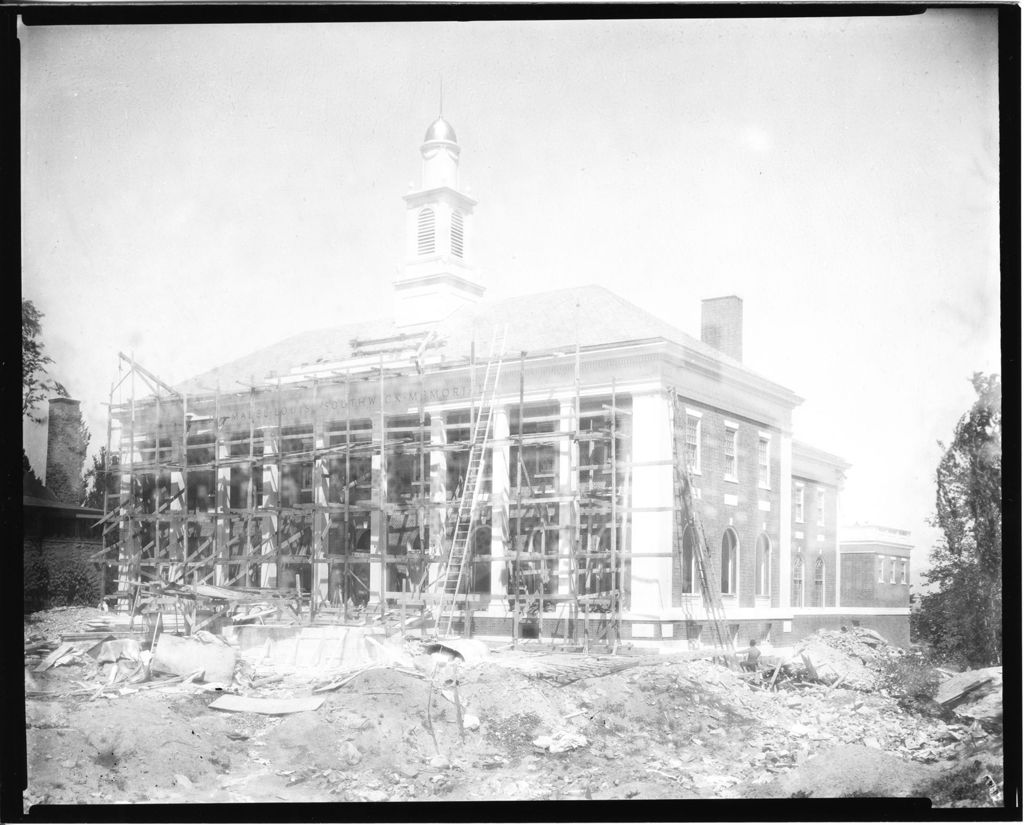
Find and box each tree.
[83,447,120,510]
[912,374,1001,668]
[23,299,67,422]
[23,450,47,498]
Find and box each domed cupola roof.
[424,116,458,144]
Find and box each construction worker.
[741,639,762,672]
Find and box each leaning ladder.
[670,395,736,666]
[435,326,508,637]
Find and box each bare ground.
[22,610,1005,809]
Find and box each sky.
[20,11,1001,588]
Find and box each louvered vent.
[451,210,464,258]
[417,208,436,254]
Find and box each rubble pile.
[783,627,903,690]
[22,609,1005,808]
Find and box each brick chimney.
[701,296,743,362]
[45,397,87,505]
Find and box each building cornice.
[403,186,477,210]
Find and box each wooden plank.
[34,642,77,672]
[935,672,995,707]
[209,694,325,715]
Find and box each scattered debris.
[152,632,238,684]
[34,642,79,673]
[424,639,489,663]
[533,731,588,753]
[936,667,1002,726]
[23,607,1003,806]
[935,667,998,708]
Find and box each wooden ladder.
[435,326,508,637]
[670,395,736,667]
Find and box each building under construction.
[96,115,911,647]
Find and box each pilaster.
[369,423,384,598]
[490,407,510,598]
[313,416,330,604]
[429,413,448,588]
[557,400,576,596]
[215,423,230,586]
[629,392,674,616]
[779,431,793,608]
[260,428,279,587]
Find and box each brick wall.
[840,553,910,608]
[791,613,910,648]
[45,398,88,505]
[841,555,875,605]
[791,477,839,608]
[671,397,782,610]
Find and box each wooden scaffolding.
[90,330,686,648]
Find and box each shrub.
[25,545,102,609]
[48,553,101,606]
[912,762,1002,807]
[874,651,941,712]
[24,550,50,613]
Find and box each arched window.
[813,556,825,607]
[720,528,738,595]
[681,525,699,595]
[792,554,805,607]
[417,208,436,255]
[755,533,771,598]
[451,210,464,258]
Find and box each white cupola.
[394,115,483,328]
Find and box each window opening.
[417,208,436,254]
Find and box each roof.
[177,284,786,396]
[23,495,102,514]
[424,115,458,144]
[792,439,851,483]
[840,524,914,550]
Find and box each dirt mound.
[758,744,942,798]
[22,610,1004,808]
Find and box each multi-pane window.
[685,414,701,474]
[889,557,897,584]
[509,402,562,595]
[816,488,826,526]
[755,533,771,598]
[724,425,738,480]
[900,559,909,584]
[509,402,559,493]
[813,556,825,606]
[229,431,264,509]
[757,436,770,487]
[792,554,804,607]
[794,483,805,523]
[280,425,314,507]
[185,431,216,512]
[720,529,737,595]
[877,555,885,583]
